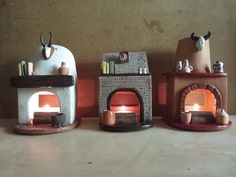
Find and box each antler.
[48,32,53,47]
[40,32,53,47]
[40,32,54,59]
[204,31,211,40]
[190,32,199,41]
[40,32,45,47]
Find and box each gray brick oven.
[99,52,152,131]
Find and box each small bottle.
[143,68,148,74]
[58,62,69,75]
[139,68,143,74]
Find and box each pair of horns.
[40,32,53,47]
[191,31,211,41]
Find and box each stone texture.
[99,75,152,122]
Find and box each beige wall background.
[1,0,236,118]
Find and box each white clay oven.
[17,44,77,125]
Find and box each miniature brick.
[190,83,198,90]
[197,83,207,89]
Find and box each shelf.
[10,75,74,88]
[100,73,151,76]
[163,72,227,77]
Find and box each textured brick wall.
[99,75,152,122]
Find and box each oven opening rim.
[106,88,145,123]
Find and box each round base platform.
[100,122,152,132]
[163,118,232,131]
[14,121,78,135]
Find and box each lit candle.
[117,105,132,113]
[120,105,127,112]
[193,103,200,111]
[43,104,51,112]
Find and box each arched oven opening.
[28,91,60,124]
[107,88,144,126]
[183,89,216,123]
[179,83,223,124]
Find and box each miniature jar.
[58,62,69,75]
[175,61,182,72]
[213,61,224,73]
[182,59,193,73]
[180,111,192,124]
[215,109,229,125]
[139,68,143,74]
[101,110,116,126]
[143,68,148,74]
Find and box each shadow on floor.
[152,117,179,131]
[0,119,18,134]
[78,117,180,132]
[78,118,102,132]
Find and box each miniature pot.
[175,61,182,72]
[180,112,192,124]
[51,113,66,128]
[101,110,116,126]
[58,62,69,75]
[182,59,193,73]
[215,109,229,125]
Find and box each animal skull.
[40,32,54,59]
[191,31,211,51]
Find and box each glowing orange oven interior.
[28,92,61,124]
[184,89,216,114]
[109,91,141,121]
[39,94,60,108]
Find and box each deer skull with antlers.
[40,32,55,59]
[191,31,211,51]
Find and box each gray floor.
[0,117,235,177]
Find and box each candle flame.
[120,105,127,112]
[193,104,200,111]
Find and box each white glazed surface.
[18,44,77,124]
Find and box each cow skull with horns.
[40,32,55,59]
[191,31,211,51]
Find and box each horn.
[191,32,199,41]
[48,32,53,47]
[40,32,45,47]
[204,31,211,40]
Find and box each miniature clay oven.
[10,32,78,135]
[163,31,232,131]
[99,51,152,131]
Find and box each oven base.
[14,121,79,135]
[100,122,152,132]
[163,117,232,131]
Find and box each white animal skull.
[191,31,211,51]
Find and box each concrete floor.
[0,117,236,177]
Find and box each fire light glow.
[193,103,200,111]
[42,104,52,112]
[44,104,50,108]
[120,105,127,112]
